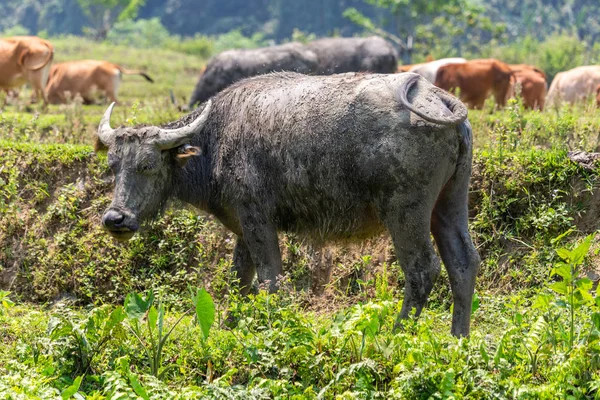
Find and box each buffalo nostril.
[103,210,125,229]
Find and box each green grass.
[1,37,600,398]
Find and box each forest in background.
[2,0,599,47]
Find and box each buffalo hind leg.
[232,237,256,296]
[384,205,441,328]
[238,203,283,293]
[431,159,480,337]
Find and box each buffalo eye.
[137,161,157,174]
[107,153,120,171]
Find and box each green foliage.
[345,0,501,62]
[0,291,14,315]
[77,0,146,39]
[488,33,597,81]
[2,275,600,398]
[107,18,170,48]
[124,289,214,377]
[0,24,30,37]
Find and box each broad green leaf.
[193,288,215,340]
[104,306,126,332]
[532,293,552,310]
[493,336,505,366]
[549,281,568,295]
[471,292,480,315]
[0,291,14,309]
[147,306,158,332]
[571,233,595,265]
[480,342,489,364]
[61,375,83,400]
[158,303,165,340]
[551,263,571,280]
[128,372,150,400]
[592,313,600,331]
[125,291,154,321]
[556,248,571,263]
[551,228,575,244]
[575,288,594,305]
[575,278,593,291]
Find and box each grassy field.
[1,38,600,398]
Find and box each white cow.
[546,66,600,106]
[410,58,467,83]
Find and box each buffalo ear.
[94,137,108,153]
[175,145,201,167]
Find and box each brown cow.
[596,84,600,107]
[45,60,153,104]
[435,58,514,109]
[509,64,547,110]
[0,36,54,103]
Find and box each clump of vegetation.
[1,235,599,398]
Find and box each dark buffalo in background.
[97,72,479,337]
[188,36,399,108]
[306,36,398,75]
[188,42,318,107]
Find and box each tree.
[76,0,146,39]
[344,0,503,63]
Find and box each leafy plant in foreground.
[548,233,599,350]
[48,305,126,375]
[123,288,215,378]
[0,290,14,315]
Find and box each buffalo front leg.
[238,204,283,293]
[232,237,256,296]
[384,206,441,328]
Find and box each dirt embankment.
[1,142,599,305]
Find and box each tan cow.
[45,60,154,104]
[509,64,547,110]
[547,66,600,107]
[0,36,54,103]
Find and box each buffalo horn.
[155,100,212,149]
[97,102,116,146]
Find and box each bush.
[488,33,597,81]
[0,24,30,37]
[106,18,171,49]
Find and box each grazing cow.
[188,42,318,107]
[435,59,514,109]
[0,36,54,103]
[409,58,467,83]
[45,60,153,105]
[547,66,600,106]
[306,36,398,75]
[96,72,480,337]
[596,84,600,107]
[509,64,547,110]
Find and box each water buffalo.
[306,36,398,75]
[188,42,318,107]
[97,72,480,337]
